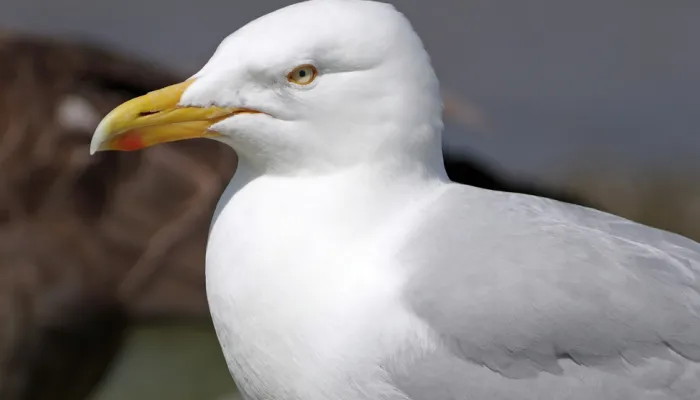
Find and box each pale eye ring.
[287,64,318,85]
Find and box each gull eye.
[287,64,317,85]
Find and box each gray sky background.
[0,0,697,181]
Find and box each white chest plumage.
[205,167,432,400]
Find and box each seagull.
[90,0,700,399]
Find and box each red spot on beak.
[114,132,144,151]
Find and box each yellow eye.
[287,64,317,85]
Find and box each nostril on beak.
[138,110,160,117]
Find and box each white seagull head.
[91,0,444,175]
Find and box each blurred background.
[0,0,697,399]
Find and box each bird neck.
[230,123,449,183]
[213,152,449,255]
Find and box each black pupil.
[299,69,307,77]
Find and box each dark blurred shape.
[4,294,125,400]
[0,34,593,400]
[443,151,592,207]
[0,34,235,400]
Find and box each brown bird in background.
[0,34,591,400]
[0,34,236,400]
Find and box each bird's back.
[387,183,700,399]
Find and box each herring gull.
[90,1,700,399]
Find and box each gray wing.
[390,183,700,400]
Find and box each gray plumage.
[393,185,700,399]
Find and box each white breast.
[205,166,435,400]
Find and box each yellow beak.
[90,79,253,154]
